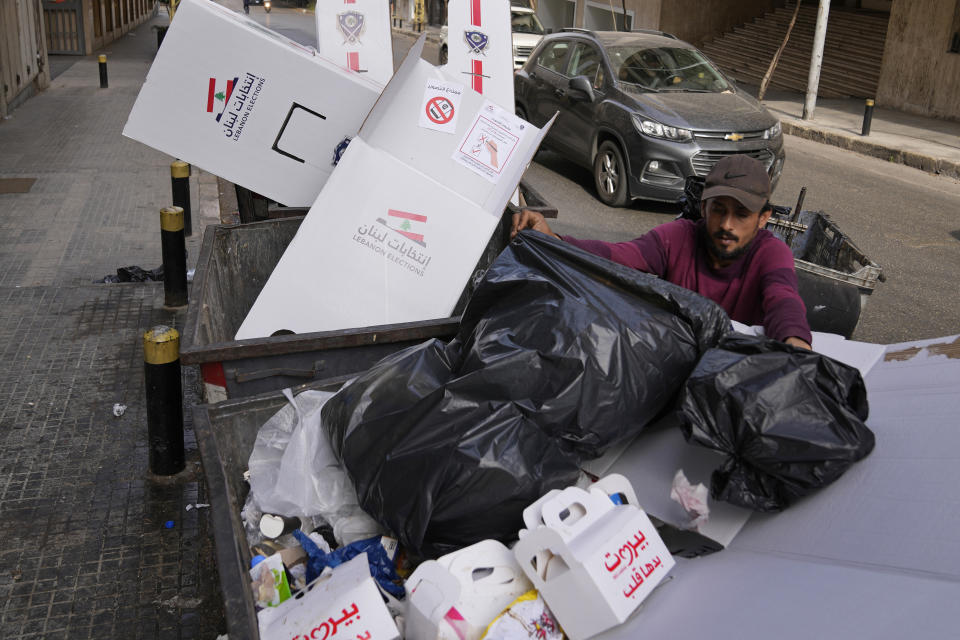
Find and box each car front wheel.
[594,140,630,207]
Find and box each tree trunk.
[758,1,802,101]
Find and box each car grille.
[514,45,535,58]
[693,130,767,141]
[692,150,775,177]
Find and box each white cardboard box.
[513,475,675,640]
[316,0,394,85]
[445,0,515,111]
[122,0,384,207]
[236,36,554,339]
[258,553,399,640]
[405,540,533,640]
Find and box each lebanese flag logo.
[207,77,238,121]
[378,209,428,247]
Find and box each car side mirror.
[546,27,553,34]
[568,75,596,102]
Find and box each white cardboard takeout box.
[513,475,675,640]
[258,553,400,640]
[404,539,533,640]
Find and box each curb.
[781,119,960,180]
[391,26,443,45]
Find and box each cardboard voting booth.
[257,554,399,640]
[316,0,394,86]
[445,0,514,110]
[235,36,554,339]
[405,540,533,640]
[123,0,384,207]
[513,475,675,640]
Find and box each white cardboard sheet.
[595,333,960,638]
[445,0,514,111]
[316,0,394,85]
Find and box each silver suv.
[439,6,545,69]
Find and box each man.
[511,155,812,349]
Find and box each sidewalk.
[0,10,225,640]
[755,85,960,179]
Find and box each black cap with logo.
[701,155,771,212]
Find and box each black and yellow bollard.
[160,206,188,307]
[170,161,192,237]
[861,99,875,136]
[143,326,185,476]
[98,55,108,89]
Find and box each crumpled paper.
[670,469,710,530]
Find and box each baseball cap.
[701,155,771,212]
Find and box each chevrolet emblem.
[724,132,744,141]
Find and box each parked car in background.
[438,6,545,68]
[514,29,785,206]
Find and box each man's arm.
[758,243,813,349]
[511,209,560,239]
[511,210,667,274]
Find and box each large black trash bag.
[677,332,874,512]
[323,231,731,556]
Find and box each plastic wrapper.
[323,231,731,556]
[293,531,405,600]
[482,590,563,640]
[678,332,875,512]
[246,389,383,545]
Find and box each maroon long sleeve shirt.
[562,219,812,344]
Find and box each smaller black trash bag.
[677,332,874,512]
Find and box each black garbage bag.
[323,231,731,556]
[678,332,874,512]
[95,265,164,283]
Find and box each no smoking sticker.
[419,79,464,133]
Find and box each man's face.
[702,196,772,265]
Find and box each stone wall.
[876,0,960,121]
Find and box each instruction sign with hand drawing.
[453,100,524,183]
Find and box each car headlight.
[763,121,782,139]
[632,115,692,142]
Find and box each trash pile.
[236,233,875,639]
[125,2,878,638]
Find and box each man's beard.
[699,222,754,263]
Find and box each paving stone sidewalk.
[0,12,226,640]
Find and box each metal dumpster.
[678,177,884,338]
[180,181,556,401]
[194,379,345,640]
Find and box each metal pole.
[861,99,875,136]
[802,0,830,120]
[160,206,188,307]
[143,325,185,476]
[98,55,108,88]
[170,161,192,237]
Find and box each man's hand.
[510,209,559,240]
[785,336,812,350]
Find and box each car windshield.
[512,12,545,35]
[607,45,730,92]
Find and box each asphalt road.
[244,9,960,345]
